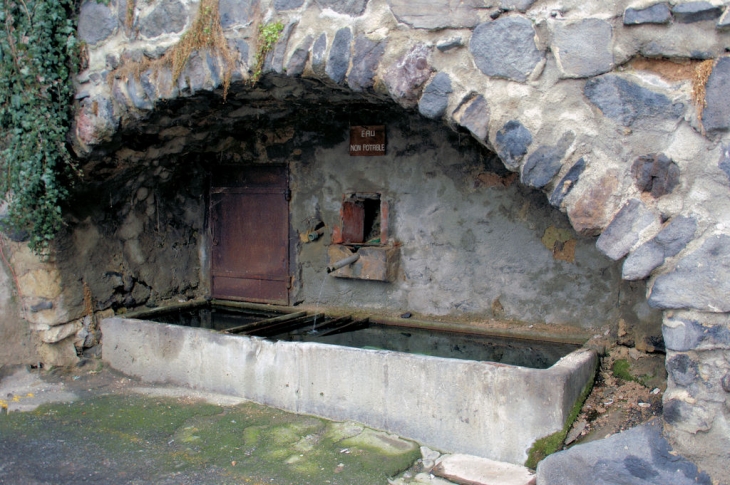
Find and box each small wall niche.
[330,193,398,281]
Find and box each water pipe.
[327,253,360,273]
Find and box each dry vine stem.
[112,0,235,99]
[692,58,715,131]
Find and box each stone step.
[432,454,536,485]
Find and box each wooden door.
[210,165,289,304]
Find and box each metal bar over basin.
[223,311,308,334]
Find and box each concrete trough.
[101,317,597,465]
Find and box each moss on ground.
[0,393,419,484]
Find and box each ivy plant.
[0,0,79,252]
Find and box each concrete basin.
[101,317,597,465]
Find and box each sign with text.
[350,125,386,156]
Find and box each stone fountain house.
[1,0,730,480]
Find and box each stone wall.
[0,0,728,479]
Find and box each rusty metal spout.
[327,253,360,273]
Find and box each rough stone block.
[138,0,187,38]
[718,8,730,29]
[622,240,665,280]
[387,0,484,29]
[719,144,730,180]
[40,320,81,344]
[663,315,730,351]
[265,21,296,75]
[384,44,433,109]
[453,95,490,141]
[316,0,369,16]
[584,74,684,128]
[219,0,259,29]
[624,3,672,25]
[552,19,614,79]
[78,1,117,45]
[436,37,463,52]
[274,0,305,10]
[672,2,723,23]
[701,56,730,134]
[631,153,680,198]
[494,120,532,171]
[535,419,712,485]
[432,454,536,485]
[286,36,313,77]
[549,158,585,208]
[418,72,452,120]
[596,199,661,260]
[325,28,352,85]
[521,132,574,188]
[469,17,544,83]
[653,215,696,257]
[500,0,536,13]
[311,33,328,76]
[649,234,730,311]
[348,35,386,92]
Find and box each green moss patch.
[0,393,419,484]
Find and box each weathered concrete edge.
[100,318,596,465]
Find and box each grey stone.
[552,19,614,79]
[623,216,696,280]
[584,74,684,128]
[316,0,369,16]
[719,144,730,180]
[663,318,730,352]
[649,234,730,311]
[549,157,586,208]
[387,0,485,29]
[596,199,661,260]
[672,2,723,23]
[78,1,117,45]
[701,56,730,134]
[127,78,153,110]
[494,120,532,171]
[140,69,158,102]
[30,300,54,313]
[718,9,730,29]
[138,0,187,38]
[453,95,490,141]
[521,132,574,189]
[500,0,536,13]
[231,39,250,66]
[437,37,463,52]
[470,17,544,83]
[266,21,296,75]
[275,0,305,10]
[219,0,259,29]
[418,72,452,120]
[325,28,352,84]
[624,3,672,25]
[311,33,328,76]
[286,36,313,77]
[663,398,712,432]
[536,419,712,485]
[348,35,386,92]
[667,354,701,387]
[654,215,696,257]
[721,373,730,392]
[631,153,680,198]
[383,44,433,108]
[623,240,665,280]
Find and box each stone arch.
[13,0,730,478]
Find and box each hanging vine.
[0,0,79,253]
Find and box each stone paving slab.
[536,419,713,485]
[432,454,536,485]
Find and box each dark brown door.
[210,165,289,304]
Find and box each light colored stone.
[40,320,82,344]
[433,454,536,485]
[17,269,62,300]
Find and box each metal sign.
[350,125,386,156]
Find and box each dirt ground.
[566,346,667,448]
